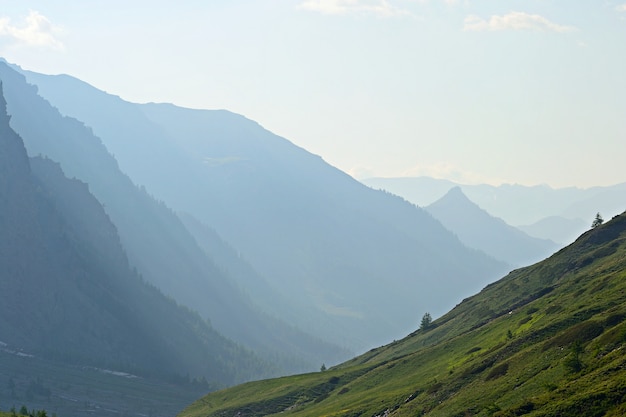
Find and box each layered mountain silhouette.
[426,187,559,267]
[4,58,624,416]
[179,210,626,417]
[0,61,348,373]
[17,65,509,349]
[363,176,626,245]
[0,85,273,416]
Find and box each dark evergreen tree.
[592,212,604,228]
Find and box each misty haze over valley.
[1,58,624,416]
[0,4,625,415]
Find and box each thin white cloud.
[0,10,64,50]
[464,11,576,33]
[350,162,506,185]
[298,0,412,17]
[401,162,506,186]
[617,3,626,12]
[348,165,376,180]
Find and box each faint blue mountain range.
[364,176,626,245]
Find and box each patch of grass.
[545,304,563,314]
[526,307,539,315]
[493,400,534,416]
[426,382,443,394]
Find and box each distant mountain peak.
[442,185,471,201]
[426,185,559,267]
[429,185,480,213]
[448,185,463,194]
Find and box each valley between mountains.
[180,212,626,417]
[1,58,625,416]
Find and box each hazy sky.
[0,1,624,187]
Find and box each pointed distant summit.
[444,185,464,197]
[434,186,471,204]
[427,186,490,223]
[426,187,559,267]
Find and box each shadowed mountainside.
[0,61,348,373]
[19,67,509,350]
[0,85,272,416]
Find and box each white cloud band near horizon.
[0,11,64,50]
[298,0,412,17]
[464,11,576,33]
[349,162,509,186]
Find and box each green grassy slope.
[180,212,626,417]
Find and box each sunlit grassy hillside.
[180,212,626,417]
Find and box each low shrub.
[485,363,509,381]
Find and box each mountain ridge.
[18,66,509,350]
[0,84,275,416]
[0,61,349,372]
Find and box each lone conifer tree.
[420,312,432,331]
[591,212,604,229]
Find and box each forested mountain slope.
[20,66,509,349]
[0,86,271,416]
[0,61,348,372]
[180,211,626,417]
